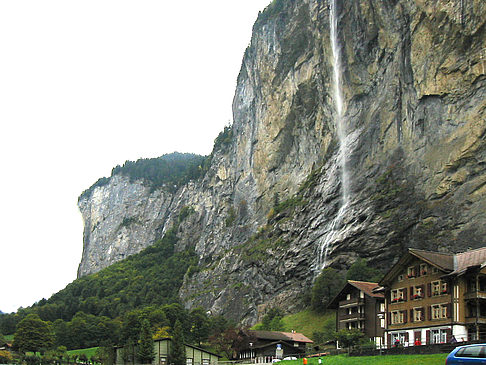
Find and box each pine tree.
[137,319,154,364]
[169,320,185,365]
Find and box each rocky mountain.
[78,0,486,325]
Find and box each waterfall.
[317,0,350,269]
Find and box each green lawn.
[281,353,447,365]
[67,347,99,358]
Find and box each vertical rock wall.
[78,0,486,324]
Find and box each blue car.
[446,344,486,364]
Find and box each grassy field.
[281,353,448,365]
[67,347,99,358]
[280,310,334,339]
[252,309,334,339]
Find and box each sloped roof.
[247,330,313,343]
[409,249,454,271]
[451,247,486,275]
[348,280,384,299]
[379,248,454,286]
[379,247,486,285]
[327,281,383,309]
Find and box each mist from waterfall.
[317,0,350,270]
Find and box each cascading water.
[317,0,350,269]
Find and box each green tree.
[13,314,54,354]
[346,258,383,282]
[269,316,284,331]
[261,308,283,330]
[334,329,365,352]
[311,268,345,313]
[96,341,116,365]
[0,333,6,347]
[121,311,141,345]
[169,320,185,365]
[137,319,154,364]
[189,308,209,346]
[312,316,336,346]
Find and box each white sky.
[0,0,271,314]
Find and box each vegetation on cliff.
[79,152,207,200]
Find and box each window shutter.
[387,312,391,325]
[447,303,452,318]
[404,288,408,301]
[427,283,432,297]
[427,306,432,321]
[415,265,420,277]
[405,332,409,342]
[410,309,414,323]
[426,330,431,345]
[445,282,449,294]
[420,307,425,321]
[403,310,408,323]
[410,286,414,299]
[387,333,391,349]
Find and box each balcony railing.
[465,316,486,324]
[338,298,364,307]
[464,291,486,300]
[339,313,365,321]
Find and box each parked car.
[446,344,486,364]
[283,357,297,361]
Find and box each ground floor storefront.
[384,324,469,348]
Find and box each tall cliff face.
[78,0,486,324]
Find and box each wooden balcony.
[465,316,486,324]
[339,313,365,321]
[464,291,486,300]
[338,298,364,307]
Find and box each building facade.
[236,330,313,362]
[116,338,220,365]
[328,280,385,347]
[380,247,486,347]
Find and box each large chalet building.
[328,280,385,347]
[379,247,486,347]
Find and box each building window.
[431,266,439,274]
[380,317,385,328]
[420,263,428,276]
[431,329,448,344]
[432,281,441,296]
[408,267,416,278]
[413,308,423,322]
[432,281,448,296]
[412,286,423,300]
[391,311,404,324]
[432,304,448,320]
[391,332,407,345]
[380,303,385,312]
[186,359,193,365]
[160,357,167,365]
[391,288,405,302]
[398,274,404,282]
[346,293,351,300]
[202,360,210,365]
